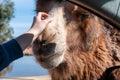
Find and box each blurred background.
[0,0,48,78]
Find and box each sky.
[10,0,36,37]
[3,0,49,77]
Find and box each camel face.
[33,0,70,69]
[33,0,96,69]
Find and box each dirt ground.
[0,75,51,80]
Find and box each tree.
[0,0,14,43]
[0,0,14,76]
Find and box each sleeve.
[0,39,23,71]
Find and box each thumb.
[45,18,54,24]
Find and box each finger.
[41,14,49,20]
[37,12,49,20]
[37,12,42,19]
[41,12,49,17]
[45,18,54,24]
[41,16,48,20]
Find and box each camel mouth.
[34,41,65,69]
[35,51,64,69]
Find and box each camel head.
[33,0,103,69]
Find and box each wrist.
[26,28,39,41]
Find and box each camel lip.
[40,61,56,69]
[39,52,62,61]
[39,56,58,69]
[37,53,63,69]
[38,53,55,60]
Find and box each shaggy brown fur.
[33,0,120,80]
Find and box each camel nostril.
[38,42,56,57]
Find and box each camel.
[33,0,120,80]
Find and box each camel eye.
[77,13,90,21]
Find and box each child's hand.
[29,12,53,37]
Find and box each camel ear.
[81,15,103,52]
